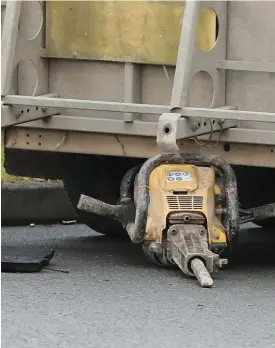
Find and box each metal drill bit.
[191,258,214,288]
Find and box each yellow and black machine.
[2,1,275,287]
[77,153,274,288]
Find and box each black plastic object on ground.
[1,246,55,272]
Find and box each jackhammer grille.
[167,195,203,210]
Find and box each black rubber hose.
[77,195,122,221]
[120,165,141,203]
[126,153,239,244]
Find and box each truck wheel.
[254,219,274,230]
[63,154,142,237]
[233,166,275,230]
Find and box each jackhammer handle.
[190,258,214,288]
[77,194,121,221]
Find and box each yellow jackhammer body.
[78,153,240,288]
[144,163,228,287]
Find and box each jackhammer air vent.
[167,195,203,210]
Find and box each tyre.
[233,165,275,229]
[63,154,143,237]
[253,219,274,230]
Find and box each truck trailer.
[1,0,275,287]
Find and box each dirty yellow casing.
[46,2,216,65]
[145,164,227,245]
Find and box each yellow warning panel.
[46,1,216,65]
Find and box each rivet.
[15,110,21,119]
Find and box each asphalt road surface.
[2,224,275,348]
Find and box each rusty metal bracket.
[1,94,60,128]
[156,113,182,152]
[156,111,236,152]
[1,105,60,128]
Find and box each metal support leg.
[124,63,142,122]
[170,0,201,110]
[1,0,22,96]
[157,0,201,152]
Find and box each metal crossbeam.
[2,95,275,124]
[217,60,275,73]
[3,95,169,116]
[13,114,236,139]
[181,108,275,123]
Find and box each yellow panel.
[46,1,216,65]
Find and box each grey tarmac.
[2,224,275,348]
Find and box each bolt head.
[215,258,228,269]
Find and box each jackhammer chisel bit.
[190,258,213,288]
[167,224,226,288]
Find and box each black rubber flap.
[1,246,55,273]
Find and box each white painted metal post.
[1,0,22,96]
[170,0,201,111]
[124,63,142,122]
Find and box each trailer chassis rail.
[1,0,275,152]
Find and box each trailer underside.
[1,1,275,164]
